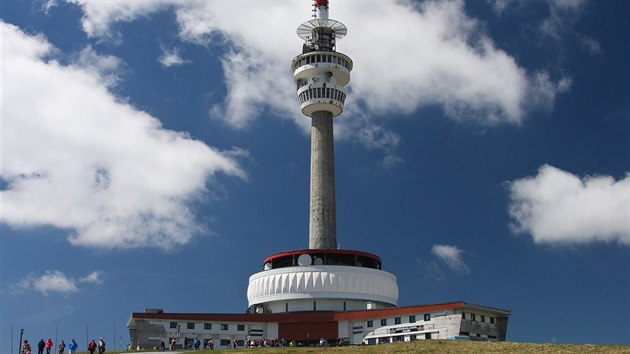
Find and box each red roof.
[131,301,468,324]
[263,249,381,264]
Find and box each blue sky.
[1,0,628,348]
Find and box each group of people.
[20,338,106,354]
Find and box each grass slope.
[109,340,630,354]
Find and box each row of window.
[460,332,497,340]
[169,322,246,331]
[293,53,350,71]
[298,87,347,105]
[366,314,431,328]
[463,313,495,324]
[366,333,432,345]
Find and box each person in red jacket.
[45,339,53,354]
[88,340,97,354]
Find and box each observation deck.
[247,249,399,314]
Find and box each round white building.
[247,249,398,313]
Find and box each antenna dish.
[297,19,347,41]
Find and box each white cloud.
[355,124,403,169]
[508,165,630,245]
[10,271,78,296]
[60,0,566,133]
[79,271,105,285]
[0,22,246,249]
[580,35,602,55]
[431,244,471,274]
[158,46,190,68]
[540,0,586,39]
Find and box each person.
[45,339,53,354]
[158,340,165,352]
[58,340,65,354]
[193,337,200,350]
[208,338,214,350]
[170,338,176,351]
[68,339,78,354]
[21,339,31,354]
[37,339,46,354]
[232,339,237,349]
[88,340,97,354]
[97,338,105,354]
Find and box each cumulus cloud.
[79,271,105,285]
[355,125,403,169]
[158,46,190,68]
[431,244,471,274]
[0,22,245,249]
[508,165,630,245]
[540,0,586,39]
[60,0,565,133]
[9,271,79,296]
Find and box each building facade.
[128,302,510,349]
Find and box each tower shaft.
[309,110,336,249]
[293,0,352,250]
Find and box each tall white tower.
[246,1,398,315]
[292,0,353,249]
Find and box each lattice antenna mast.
[298,0,347,53]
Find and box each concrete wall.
[131,319,280,350]
[459,310,507,341]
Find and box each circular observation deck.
[292,51,352,118]
[247,249,399,313]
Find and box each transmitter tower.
[292,0,353,249]
[246,0,398,315]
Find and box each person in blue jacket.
[68,340,78,354]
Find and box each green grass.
[97,340,630,354]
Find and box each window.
[394,317,401,325]
[471,314,476,321]
[237,325,245,331]
[187,322,194,330]
[170,322,177,329]
[424,314,431,321]
[380,319,387,326]
[204,323,212,330]
[220,324,228,331]
[366,320,373,328]
[490,317,495,324]
[481,315,485,323]
[409,315,416,323]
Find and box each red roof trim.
[263,249,381,263]
[131,302,468,324]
